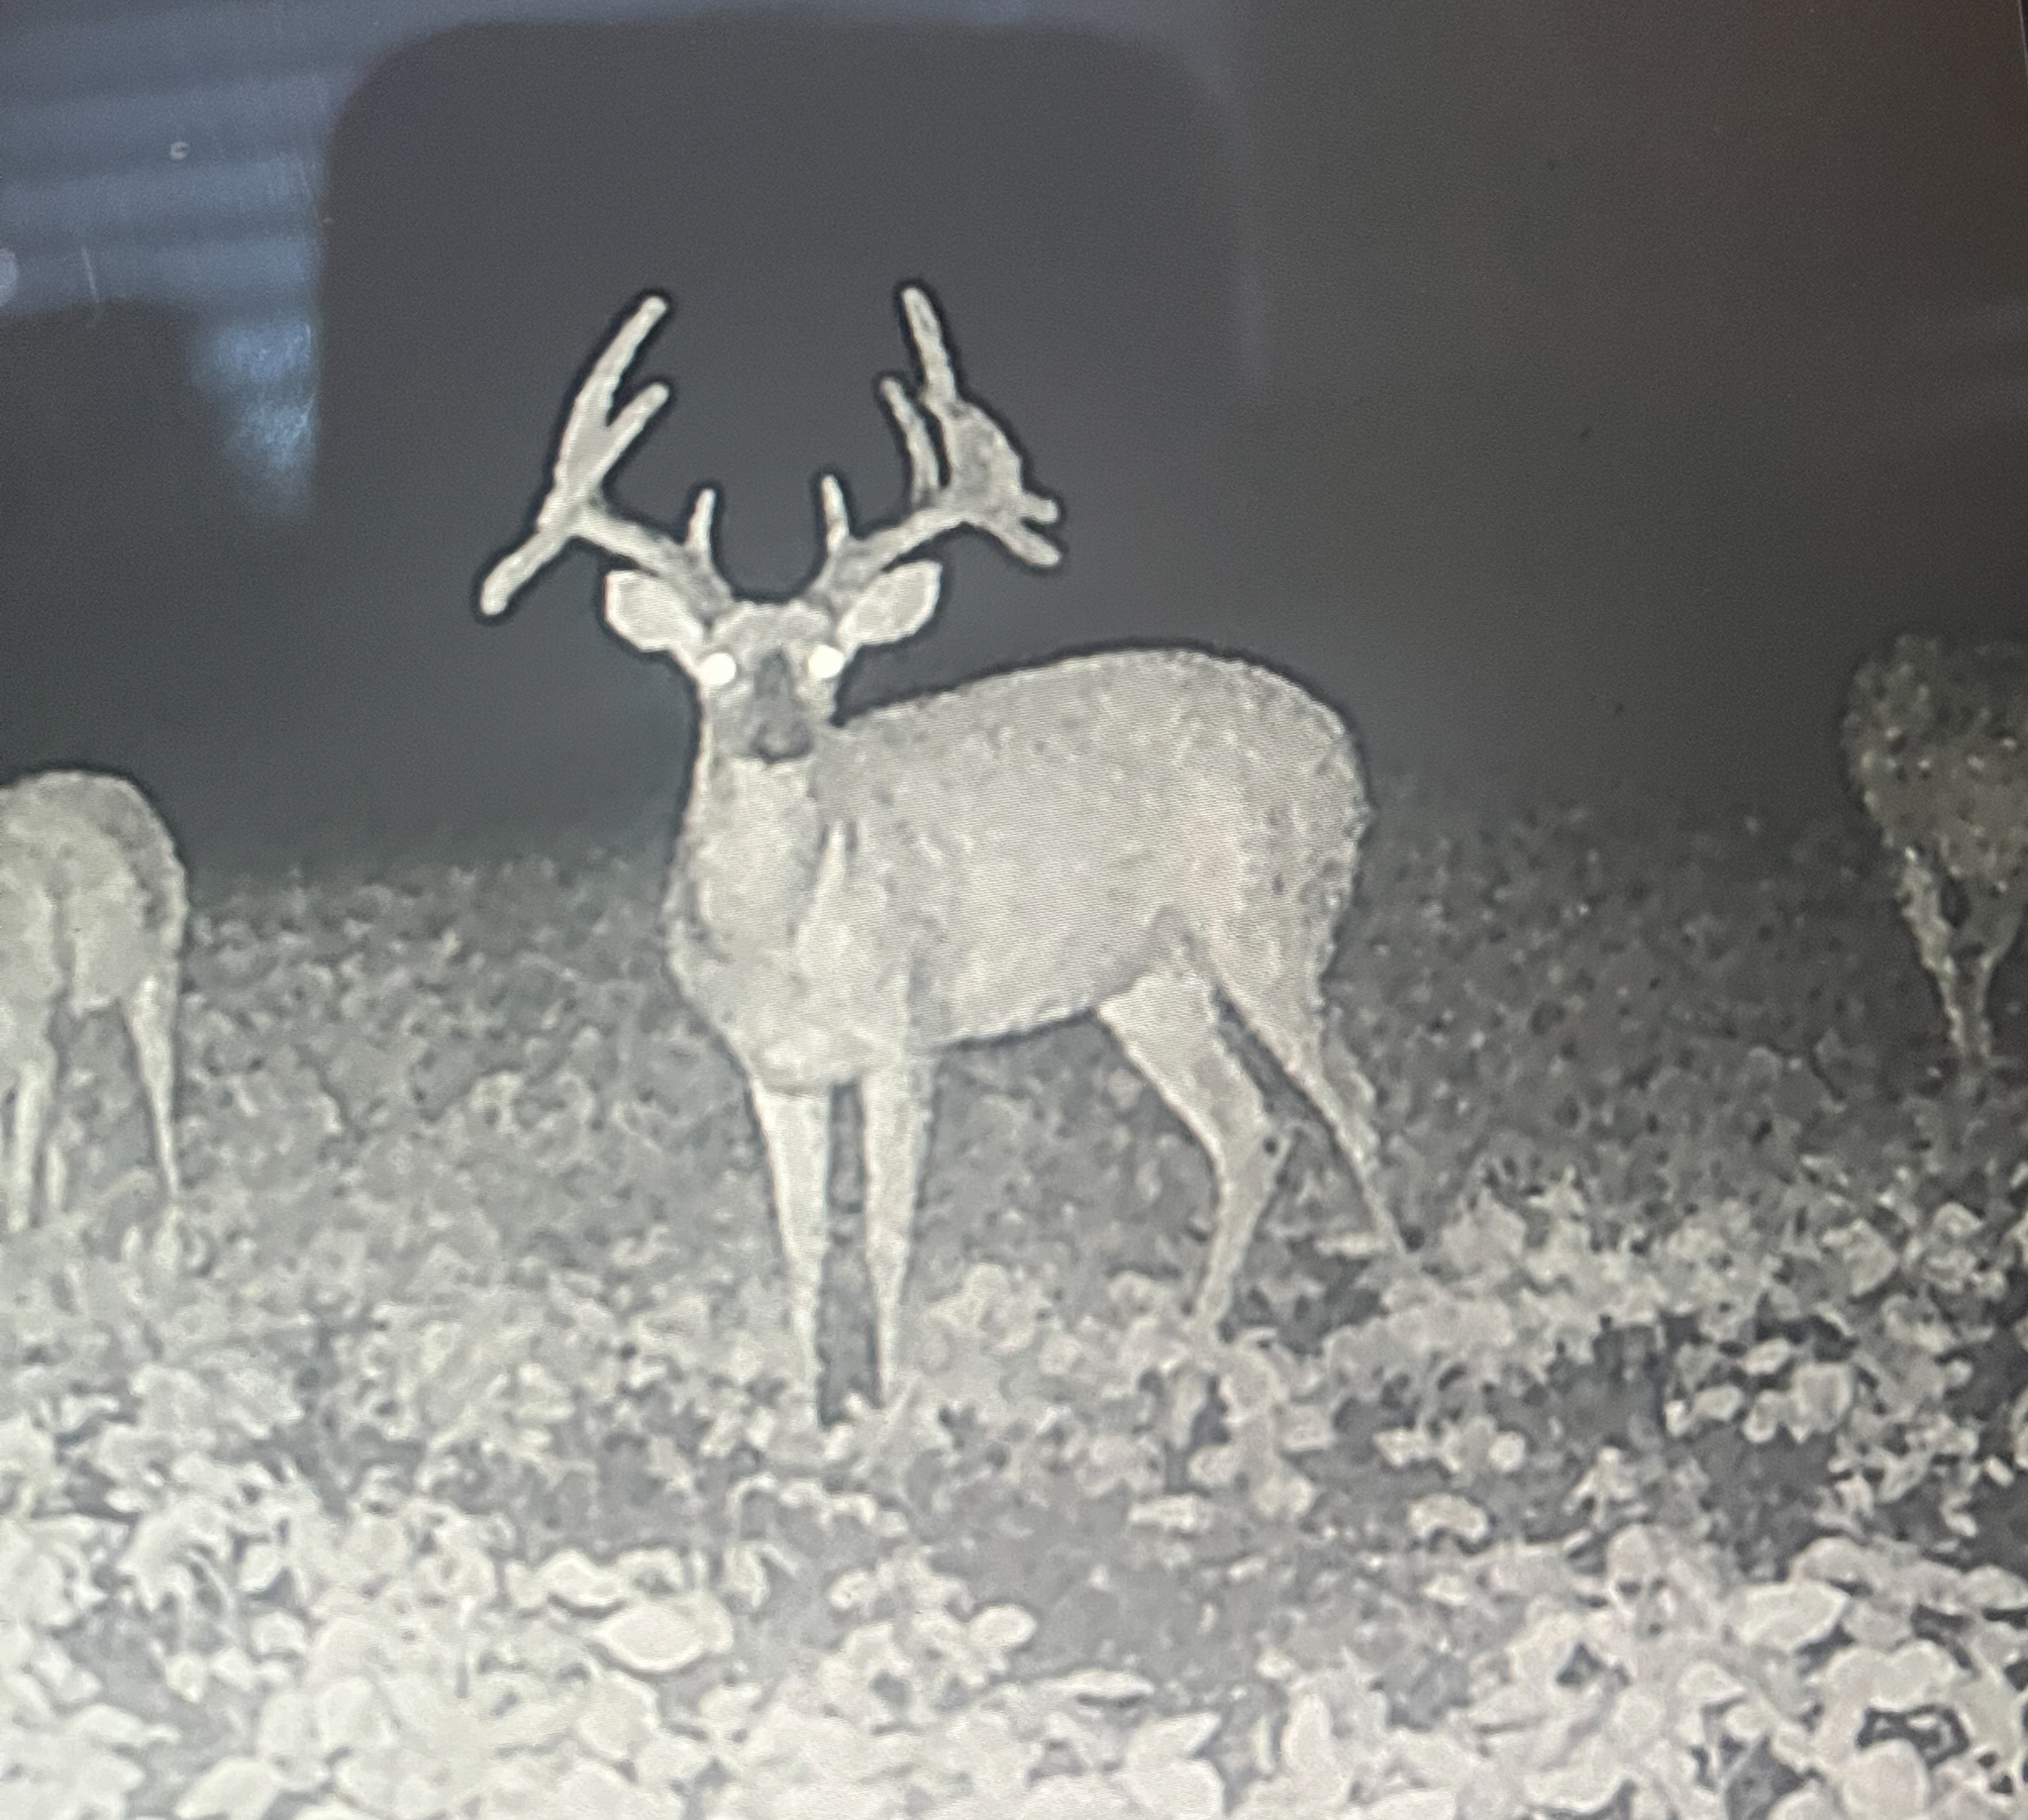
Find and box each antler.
[477,293,738,625]
[804,284,1063,609]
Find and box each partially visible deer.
[478,283,1400,1409]
[0,770,187,1231]
[1844,634,2028,1077]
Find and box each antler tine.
[897,285,962,413]
[686,484,720,552]
[878,377,943,510]
[817,473,854,555]
[477,292,739,624]
[804,283,1063,608]
[896,284,1061,556]
[547,292,670,514]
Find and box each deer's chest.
[662,803,915,1090]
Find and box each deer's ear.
[604,571,711,661]
[835,560,943,653]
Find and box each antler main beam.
[805,284,1064,608]
[476,293,738,625]
[477,283,1065,631]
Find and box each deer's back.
[837,646,1360,828]
[0,772,186,1015]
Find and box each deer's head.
[601,543,945,767]
[479,283,1063,768]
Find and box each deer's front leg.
[747,1080,832,1407]
[1894,849,1973,1065]
[1955,881,2028,1078]
[861,1062,936,1406]
[6,1038,55,1234]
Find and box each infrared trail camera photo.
[2,7,2028,1819]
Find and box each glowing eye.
[806,644,846,681]
[696,651,738,689]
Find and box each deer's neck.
[675,743,832,954]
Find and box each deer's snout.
[747,650,815,763]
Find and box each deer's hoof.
[144,1215,198,1278]
[1336,1223,1390,1259]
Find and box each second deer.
[479,284,1400,1408]
[0,769,186,1231]
[1844,634,2028,1078]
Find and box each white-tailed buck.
[0,770,186,1230]
[478,283,1398,1407]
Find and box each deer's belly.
[938,940,1158,1044]
[662,863,1179,1082]
[902,891,1175,1047]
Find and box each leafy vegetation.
[6,772,2026,1819]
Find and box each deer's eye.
[806,644,846,681]
[696,652,739,689]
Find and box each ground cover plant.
[5,768,2027,1820]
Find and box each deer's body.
[480,283,1397,1411]
[669,650,1364,1081]
[0,770,186,1229]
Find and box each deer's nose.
[749,650,814,762]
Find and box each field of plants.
[5,770,2027,1820]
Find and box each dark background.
[3,0,2027,872]
[298,19,1248,854]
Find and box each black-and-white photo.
[2,4,2027,1816]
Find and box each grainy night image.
[1,4,2027,1816]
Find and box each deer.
[476,282,1401,1411]
[1844,633,2028,1079]
[0,769,187,1232]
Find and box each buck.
[478,283,1399,1408]
[0,769,186,1231]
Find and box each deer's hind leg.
[1205,904,1399,1254]
[1096,967,1281,1336]
[120,963,181,1203]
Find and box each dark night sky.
[2,0,2027,870]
